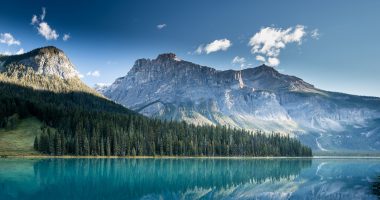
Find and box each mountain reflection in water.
[0,158,379,200]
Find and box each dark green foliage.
[0,82,312,156]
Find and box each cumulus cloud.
[37,22,59,40]
[268,57,280,66]
[249,25,306,57]
[255,55,266,63]
[249,25,316,67]
[86,70,100,77]
[31,7,59,40]
[157,24,167,29]
[0,33,21,46]
[205,39,231,54]
[63,34,70,41]
[195,39,232,54]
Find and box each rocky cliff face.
[0,46,97,94]
[0,46,79,79]
[102,53,380,152]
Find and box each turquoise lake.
[0,158,379,199]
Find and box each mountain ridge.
[0,47,311,157]
[101,53,380,152]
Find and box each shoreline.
[1,155,380,159]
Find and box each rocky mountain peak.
[101,52,380,152]
[28,46,63,56]
[129,53,207,78]
[251,64,279,74]
[0,46,99,95]
[156,53,179,61]
[124,53,316,93]
[0,46,80,80]
[256,64,276,70]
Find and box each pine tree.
[34,136,39,151]
[83,136,90,155]
[106,137,111,156]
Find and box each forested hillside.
[0,82,312,156]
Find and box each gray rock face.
[103,53,380,152]
[0,46,97,94]
[0,46,80,79]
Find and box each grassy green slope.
[0,118,43,156]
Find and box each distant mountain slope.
[0,46,97,94]
[102,53,380,152]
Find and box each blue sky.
[1,0,380,97]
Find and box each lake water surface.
[0,158,379,200]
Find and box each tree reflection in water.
[29,158,312,199]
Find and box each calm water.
[0,158,379,200]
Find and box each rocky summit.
[0,46,96,94]
[101,53,380,152]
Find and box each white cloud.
[86,70,100,77]
[94,83,110,89]
[249,25,306,57]
[248,25,315,67]
[205,39,231,54]
[41,7,46,20]
[31,15,38,25]
[157,24,167,29]
[31,7,59,40]
[63,34,70,41]
[37,22,59,40]
[194,45,204,54]
[311,29,320,39]
[255,55,266,63]
[268,57,280,67]
[232,56,246,65]
[16,48,25,55]
[0,33,21,46]
[195,39,232,54]
[232,56,247,69]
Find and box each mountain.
[0,46,96,94]
[94,83,111,94]
[0,47,311,157]
[102,53,380,153]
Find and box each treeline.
[0,82,312,156]
[33,123,311,157]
